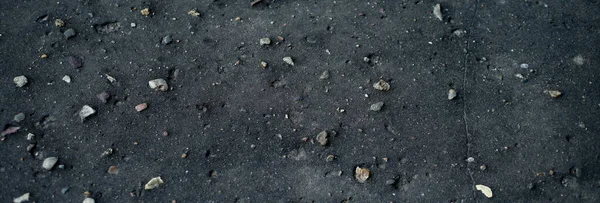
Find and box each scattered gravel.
[135,103,148,112]
[79,105,96,122]
[319,70,330,80]
[260,37,271,45]
[316,131,328,146]
[149,79,169,91]
[64,28,76,39]
[355,166,370,183]
[62,75,72,83]
[373,79,390,91]
[283,56,294,66]
[370,102,384,112]
[144,176,164,190]
[13,113,25,122]
[13,75,28,87]
[448,89,457,100]
[42,157,58,170]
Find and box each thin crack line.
[462,0,480,202]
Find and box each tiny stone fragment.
[573,55,585,65]
[105,74,117,83]
[62,75,71,83]
[55,19,65,27]
[82,197,95,203]
[316,131,328,146]
[325,155,335,162]
[64,28,76,39]
[13,75,28,87]
[161,35,173,45]
[373,79,390,91]
[475,184,493,198]
[283,56,294,66]
[107,165,118,174]
[13,193,30,203]
[545,90,562,98]
[260,61,268,69]
[141,8,151,16]
[101,148,114,157]
[433,4,443,21]
[68,56,83,68]
[448,89,457,100]
[135,103,148,112]
[96,92,110,103]
[149,79,169,91]
[260,37,271,45]
[187,9,200,17]
[385,179,396,185]
[42,157,58,170]
[1,126,20,136]
[355,166,370,183]
[319,71,330,80]
[13,113,25,122]
[370,102,384,112]
[79,105,96,122]
[144,176,164,190]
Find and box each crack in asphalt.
[462,0,480,202]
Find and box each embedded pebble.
[68,56,83,68]
[385,179,396,185]
[448,89,457,100]
[140,8,151,16]
[260,37,271,45]
[42,157,58,170]
[13,193,30,203]
[62,75,72,83]
[144,176,164,190]
[283,56,294,66]
[370,102,384,112]
[161,35,173,45]
[107,165,118,174]
[187,9,200,17]
[79,105,96,121]
[573,55,585,65]
[1,126,20,136]
[82,197,95,203]
[433,4,443,21]
[55,19,65,27]
[520,63,529,69]
[135,103,148,112]
[64,28,76,39]
[545,90,562,98]
[319,71,330,80]
[316,131,328,146]
[96,92,110,103]
[355,166,370,183]
[475,184,493,198]
[13,113,25,122]
[373,79,390,91]
[260,61,268,69]
[148,79,169,91]
[13,75,28,87]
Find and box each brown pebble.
[107,165,119,174]
[181,153,188,158]
[141,8,151,16]
[135,103,148,112]
[355,166,370,183]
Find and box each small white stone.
[13,193,30,203]
[62,75,71,83]
[466,157,475,163]
[130,23,137,28]
[79,105,96,121]
[433,4,443,21]
[144,176,164,190]
[82,197,95,203]
[259,37,271,45]
[283,56,294,66]
[148,79,169,91]
[448,89,457,100]
[475,184,493,198]
[42,157,58,170]
[13,75,28,87]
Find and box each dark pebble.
[64,28,76,39]
[68,56,83,68]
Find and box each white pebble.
[42,157,58,170]
[283,57,294,66]
[82,197,95,203]
[259,37,271,45]
[13,193,30,203]
[148,79,169,91]
[13,75,28,87]
[448,89,457,100]
[62,75,71,83]
[433,4,443,21]
[79,105,96,121]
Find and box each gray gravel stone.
[13,113,25,122]
[83,197,95,203]
[319,71,330,80]
[316,131,328,146]
[79,105,96,122]
[64,28,76,39]
[148,79,169,91]
[370,102,384,112]
[42,157,58,170]
[161,35,173,45]
[260,37,271,45]
[448,89,457,100]
[13,75,28,87]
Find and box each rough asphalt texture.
[1,0,599,202]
